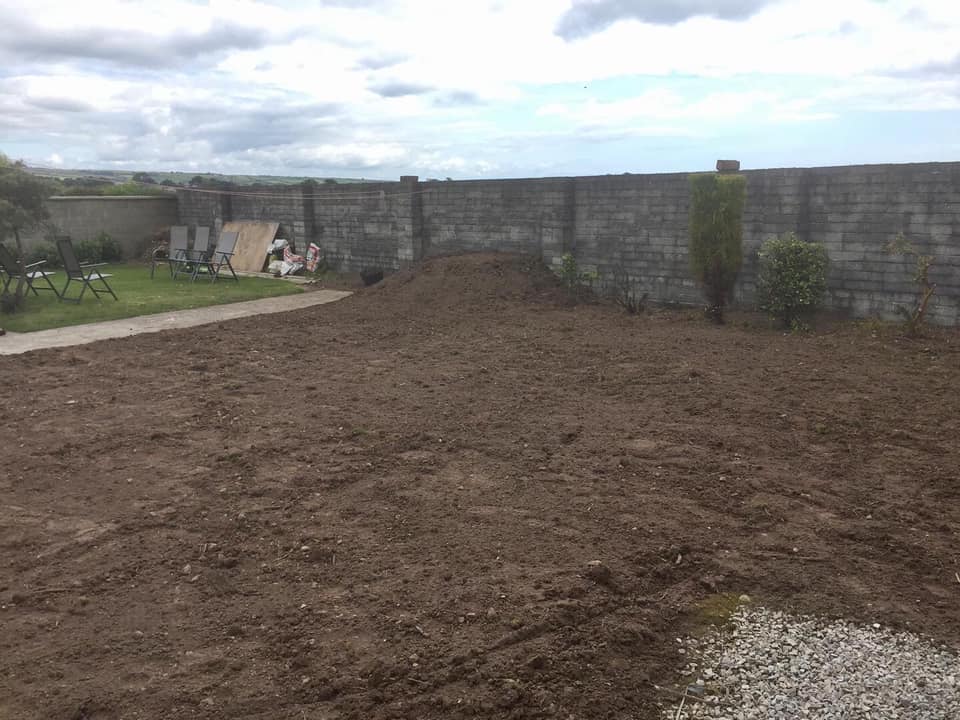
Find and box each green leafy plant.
[60,181,167,196]
[96,232,123,262]
[885,232,936,337]
[558,252,596,302]
[76,238,102,263]
[609,265,648,314]
[25,240,61,269]
[76,232,123,264]
[688,173,746,323]
[756,233,829,329]
[0,154,55,313]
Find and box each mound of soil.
[369,253,566,305]
[1,252,958,720]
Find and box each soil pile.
[369,252,565,306]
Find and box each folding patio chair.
[56,236,118,303]
[193,230,239,282]
[172,226,211,280]
[0,244,60,298]
[151,225,189,279]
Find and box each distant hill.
[24,166,377,187]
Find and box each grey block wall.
[420,177,573,262]
[177,162,960,324]
[22,196,178,259]
[572,173,700,306]
[177,182,407,272]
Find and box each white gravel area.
[663,606,960,720]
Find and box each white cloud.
[0,0,958,177]
[540,88,837,128]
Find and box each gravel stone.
[664,607,960,719]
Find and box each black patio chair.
[0,244,60,298]
[151,225,189,279]
[55,236,118,303]
[193,230,239,282]
[172,226,211,280]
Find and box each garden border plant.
[558,252,597,303]
[756,232,829,330]
[608,264,648,314]
[688,172,746,323]
[885,232,936,337]
[77,232,123,264]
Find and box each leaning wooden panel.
[223,221,279,273]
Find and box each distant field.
[25,166,379,186]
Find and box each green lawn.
[2,263,303,333]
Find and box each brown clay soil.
[1,253,958,720]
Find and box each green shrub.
[96,232,123,262]
[60,181,168,196]
[756,233,829,329]
[76,238,102,263]
[25,240,61,269]
[558,252,596,302]
[608,265,648,314]
[76,232,123,263]
[885,232,936,337]
[688,173,746,323]
[559,253,579,291]
[1,240,62,269]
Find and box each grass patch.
[1,263,303,333]
[694,592,749,628]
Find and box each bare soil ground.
[1,253,957,720]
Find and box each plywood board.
[223,221,279,273]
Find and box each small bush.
[97,232,123,262]
[608,265,648,314]
[76,238,102,263]
[885,232,936,337]
[688,173,746,323]
[25,240,61,269]
[558,253,596,302]
[756,233,829,329]
[76,232,123,263]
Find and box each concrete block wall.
[175,162,960,324]
[176,186,304,250]
[807,164,958,324]
[570,164,960,324]
[22,195,178,259]
[309,181,406,271]
[178,182,407,272]
[175,188,225,240]
[420,177,573,263]
[229,186,305,247]
[572,173,700,306]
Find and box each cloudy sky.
[1,0,958,179]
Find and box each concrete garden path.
[0,289,351,356]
